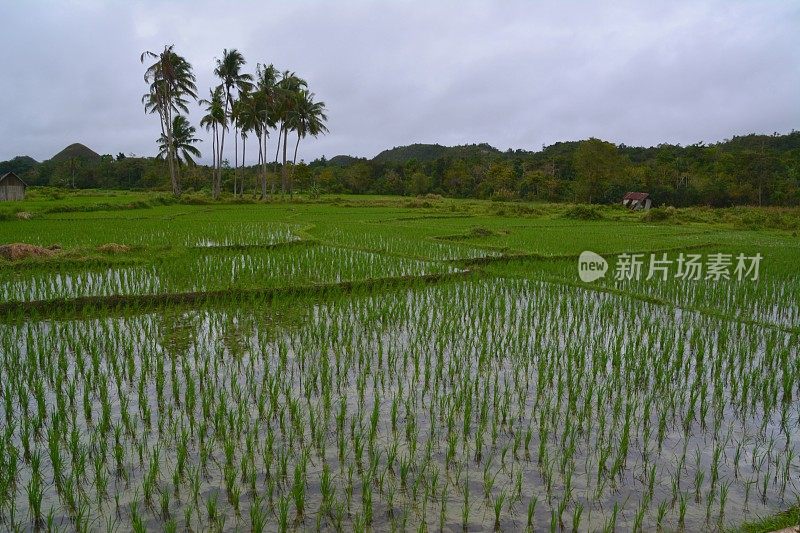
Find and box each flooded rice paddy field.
[1,278,797,531]
[0,245,457,302]
[0,215,301,249]
[1,199,799,531]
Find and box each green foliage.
[307,131,800,206]
[6,131,799,206]
[729,504,800,533]
[573,138,627,203]
[641,206,676,222]
[0,156,39,175]
[372,142,501,163]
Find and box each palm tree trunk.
[157,109,179,196]
[282,126,289,195]
[274,123,282,164]
[274,122,282,193]
[293,133,301,166]
[217,94,229,200]
[291,132,301,192]
[216,127,224,199]
[216,126,223,199]
[164,109,180,196]
[234,127,239,196]
[211,125,217,194]
[257,134,263,197]
[260,126,268,199]
[241,135,246,198]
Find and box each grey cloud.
[0,0,798,164]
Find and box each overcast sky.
[1,0,798,164]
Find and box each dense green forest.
[4,131,799,207]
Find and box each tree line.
[141,45,328,198]
[307,133,800,207]
[8,130,800,206]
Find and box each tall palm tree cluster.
[142,45,328,198]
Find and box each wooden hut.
[622,191,651,210]
[0,172,27,201]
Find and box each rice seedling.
[26,470,44,527]
[0,202,797,531]
[493,489,507,530]
[277,494,290,533]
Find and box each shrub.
[563,205,603,220]
[178,193,212,205]
[490,189,518,202]
[642,206,676,222]
[307,184,322,200]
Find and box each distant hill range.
[372,143,503,163]
[317,133,800,168]
[0,143,103,175]
[49,143,101,163]
[327,155,366,166]
[0,155,39,175]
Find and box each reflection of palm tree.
[141,45,197,196]
[157,115,201,185]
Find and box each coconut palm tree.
[141,45,197,196]
[231,91,256,196]
[157,115,202,165]
[230,96,244,196]
[199,87,226,197]
[273,71,307,194]
[214,49,253,195]
[253,63,279,198]
[289,90,328,190]
[157,115,202,185]
[232,92,262,195]
[291,90,328,164]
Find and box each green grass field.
[0,190,798,531]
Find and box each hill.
[372,143,502,163]
[50,143,101,163]
[0,155,39,175]
[328,155,366,167]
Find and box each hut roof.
[623,191,649,201]
[0,172,28,187]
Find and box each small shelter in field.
[0,172,27,201]
[622,191,651,210]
